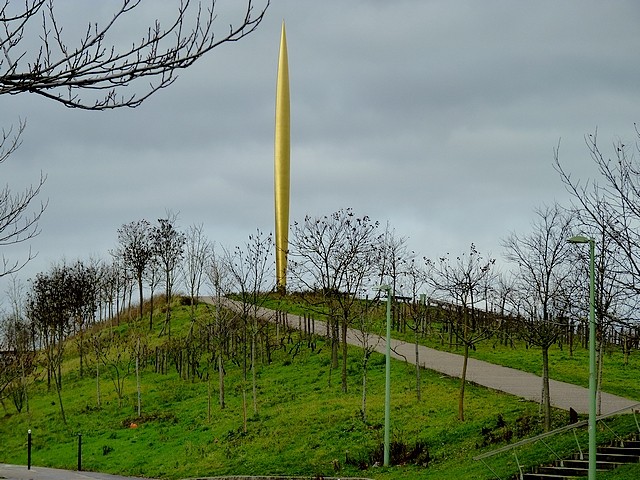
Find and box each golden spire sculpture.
[274,21,290,292]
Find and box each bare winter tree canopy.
[0,120,46,277]
[0,0,268,276]
[0,0,270,110]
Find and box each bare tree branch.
[0,120,47,277]
[0,0,270,110]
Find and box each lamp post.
[379,284,392,467]
[568,235,596,480]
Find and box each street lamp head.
[377,284,391,293]
[568,235,591,244]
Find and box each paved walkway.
[210,298,639,415]
[0,464,156,480]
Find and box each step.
[536,465,588,476]
[619,440,640,448]
[599,446,640,456]
[522,473,581,480]
[583,452,640,464]
[561,458,621,470]
[515,434,640,480]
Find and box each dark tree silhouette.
[0,0,270,110]
[117,219,154,326]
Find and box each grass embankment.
[0,298,638,479]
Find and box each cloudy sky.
[2,0,640,292]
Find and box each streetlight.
[567,235,596,480]
[378,284,392,467]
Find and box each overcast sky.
[3,0,640,294]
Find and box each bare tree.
[289,208,381,393]
[0,0,269,110]
[429,243,496,421]
[27,262,74,423]
[555,133,640,413]
[205,244,236,414]
[502,204,576,431]
[555,129,640,295]
[377,224,412,330]
[117,219,153,326]
[396,256,431,401]
[226,229,273,418]
[67,259,99,378]
[0,276,35,413]
[0,121,47,277]
[144,255,162,331]
[182,223,212,320]
[152,214,185,337]
[350,296,381,422]
[0,0,268,275]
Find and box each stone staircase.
[519,436,640,479]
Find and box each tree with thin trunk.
[117,220,154,326]
[351,296,380,422]
[1,277,35,413]
[205,244,236,414]
[377,224,412,331]
[27,262,74,424]
[226,229,274,418]
[398,257,431,401]
[502,204,576,431]
[429,243,496,422]
[289,208,381,393]
[152,214,185,338]
[183,223,212,322]
[556,137,640,412]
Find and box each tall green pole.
[383,285,392,467]
[568,235,597,480]
[588,238,596,480]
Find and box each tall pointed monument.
[274,21,290,291]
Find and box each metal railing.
[473,402,640,479]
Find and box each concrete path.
[210,298,639,415]
[0,464,156,480]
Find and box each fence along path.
[203,297,638,415]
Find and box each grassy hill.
[1,298,639,479]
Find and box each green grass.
[1,298,639,479]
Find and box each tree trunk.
[96,361,101,408]
[251,327,257,415]
[242,387,248,433]
[218,354,225,409]
[361,354,368,422]
[138,276,144,321]
[597,338,604,416]
[331,318,339,369]
[207,375,212,423]
[458,343,469,421]
[341,319,348,393]
[415,331,421,401]
[541,345,551,431]
[51,367,67,425]
[149,292,154,331]
[136,338,141,417]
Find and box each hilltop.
[1,297,639,479]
